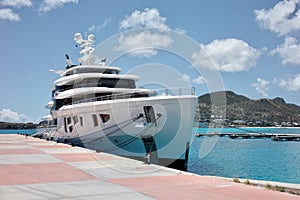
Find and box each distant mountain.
[197,91,300,124]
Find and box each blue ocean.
[0,129,36,135]
[1,128,300,184]
[188,127,300,184]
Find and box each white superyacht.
[40,33,197,170]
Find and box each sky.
[0,0,299,123]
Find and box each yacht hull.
[50,95,197,170]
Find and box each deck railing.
[71,86,195,105]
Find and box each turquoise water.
[188,127,300,184]
[0,129,36,135]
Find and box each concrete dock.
[0,134,299,200]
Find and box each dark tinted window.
[100,78,135,89]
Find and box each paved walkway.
[0,134,299,199]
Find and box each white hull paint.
[50,95,197,168]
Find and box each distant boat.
[36,33,197,170]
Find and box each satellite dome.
[88,34,95,43]
[74,33,83,43]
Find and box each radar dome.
[74,33,83,43]
[88,34,95,43]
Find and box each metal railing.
[70,86,195,105]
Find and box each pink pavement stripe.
[34,145,71,149]
[52,153,120,162]
[109,174,299,200]
[0,149,44,154]
[0,163,98,186]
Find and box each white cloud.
[193,76,206,84]
[192,38,261,72]
[0,8,20,21]
[177,74,206,85]
[120,8,169,30]
[39,0,79,13]
[115,31,173,57]
[181,74,191,83]
[271,36,300,65]
[0,0,32,8]
[251,78,270,97]
[117,8,187,57]
[274,73,300,91]
[87,19,110,32]
[256,1,300,65]
[175,28,186,34]
[254,0,300,36]
[87,25,97,33]
[0,108,32,123]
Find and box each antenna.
[65,54,72,67]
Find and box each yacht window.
[51,119,57,126]
[56,85,73,92]
[69,126,73,133]
[99,78,135,89]
[67,117,72,125]
[77,68,104,74]
[75,78,99,88]
[104,69,118,74]
[92,114,99,127]
[64,117,67,133]
[54,99,64,110]
[116,79,136,89]
[80,117,83,127]
[99,114,110,123]
[73,116,78,124]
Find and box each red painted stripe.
[109,175,297,200]
[34,145,71,149]
[0,163,98,186]
[0,149,44,154]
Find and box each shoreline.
[195,126,300,129]
[162,164,300,195]
[224,177,300,195]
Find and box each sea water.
[188,127,300,184]
[0,129,36,135]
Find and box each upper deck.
[54,73,138,87]
[50,64,122,77]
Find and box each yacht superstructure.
[38,33,197,170]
